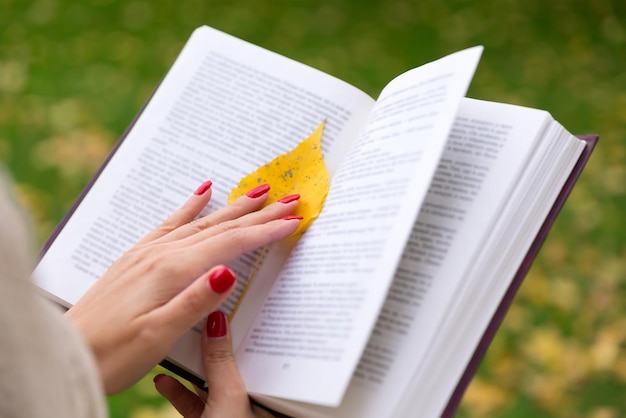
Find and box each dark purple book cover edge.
[440,134,599,417]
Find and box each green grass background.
[1,0,625,417]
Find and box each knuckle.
[135,322,161,347]
[186,215,217,234]
[131,247,186,278]
[212,220,236,235]
[140,253,168,273]
[184,222,205,236]
[209,226,250,258]
[154,221,178,235]
[226,227,251,255]
[178,288,206,316]
[205,347,235,365]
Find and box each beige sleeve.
[0,171,107,418]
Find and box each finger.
[178,216,302,282]
[196,183,273,229]
[154,374,205,418]
[148,217,301,336]
[156,184,273,245]
[179,196,300,248]
[154,265,237,336]
[136,180,214,245]
[201,311,253,414]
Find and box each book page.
[32,26,374,309]
[234,47,483,407]
[406,115,584,418]
[255,98,575,418]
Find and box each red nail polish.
[206,311,227,338]
[282,215,303,221]
[278,194,300,204]
[208,266,236,294]
[194,180,213,195]
[246,184,270,198]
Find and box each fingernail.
[153,374,166,384]
[278,194,300,204]
[282,215,303,221]
[206,311,227,338]
[194,180,213,195]
[246,183,270,198]
[208,266,236,294]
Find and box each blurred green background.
[1,0,625,417]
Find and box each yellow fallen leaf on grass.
[228,120,329,235]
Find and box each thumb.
[202,311,253,414]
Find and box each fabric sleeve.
[0,169,107,418]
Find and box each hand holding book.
[154,311,270,418]
[65,180,302,394]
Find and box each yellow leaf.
[228,120,329,235]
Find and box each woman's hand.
[66,181,301,394]
[154,310,275,418]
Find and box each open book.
[33,26,596,418]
